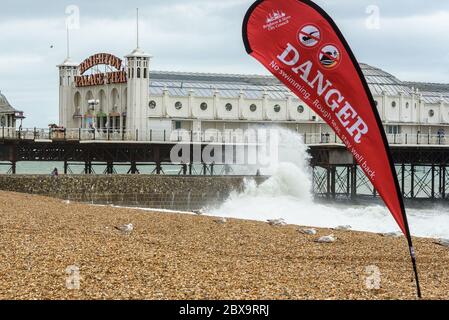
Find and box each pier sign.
[75,53,127,87]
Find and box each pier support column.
[64,161,68,175]
[441,165,446,200]
[401,163,405,197]
[350,165,357,200]
[11,161,16,174]
[330,166,336,199]
[431,164,435,199]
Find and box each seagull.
[434,239,449,247]
[381,232,402,238]
[267,218,286,226]
[213,217,227,225]
[299,228,317,235]
[316,234,337,243]
[193,210,203,216]
[335,225,352,231]
[115,223,134,234]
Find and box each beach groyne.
[0,175,267,210]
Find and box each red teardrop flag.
[243,0,421,297]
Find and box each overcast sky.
[1,0,449,127]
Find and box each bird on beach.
[299,228,317,235]
[434,238,449,247]
[335,225,352,231]
[115,223,134,234]
[381,232,402,238]
[267,218,286,226]
[193,210,203,216]
[213,217,227,225]
[315,234,337,243]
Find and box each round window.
[225,103,233,111]
[149,100,156,109]
[429,109,435,117]
[175,101,183,110]
[200,102,208,111]
[297,105,305,113]
[392,101,396,108]
[274,104,281,113]
[250,104,257,112]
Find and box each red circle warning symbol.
[298,25,321,48]
[318,44,341,69]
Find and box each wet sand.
[0,191,447,300]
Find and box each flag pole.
[403,215,422,298]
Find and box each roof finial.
[66,26,71,59]
[136,8,140,49]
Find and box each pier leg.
[11,161,16,175]
[431,164,435,199]
[441,165,446,200]
[64,161,68,175]
[350,165,357,200]
[331,166,336,199]
[346,166,350,198]
[410,164,415,199]
[401,163,405,197]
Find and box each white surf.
[210,128,449,239]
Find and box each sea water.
[210,128,449,239]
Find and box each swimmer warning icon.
[298,25,321,47]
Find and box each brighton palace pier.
[2,44,449,200]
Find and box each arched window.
[137,68,141,78]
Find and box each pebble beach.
[0,191,448,300]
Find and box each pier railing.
[2,127,449,146]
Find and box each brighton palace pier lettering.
[75,53,127,88]
[75,71,127,87]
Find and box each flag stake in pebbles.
[242,0,421,298]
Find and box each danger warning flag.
[243,0,421,297]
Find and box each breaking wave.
[211,128,449,239]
